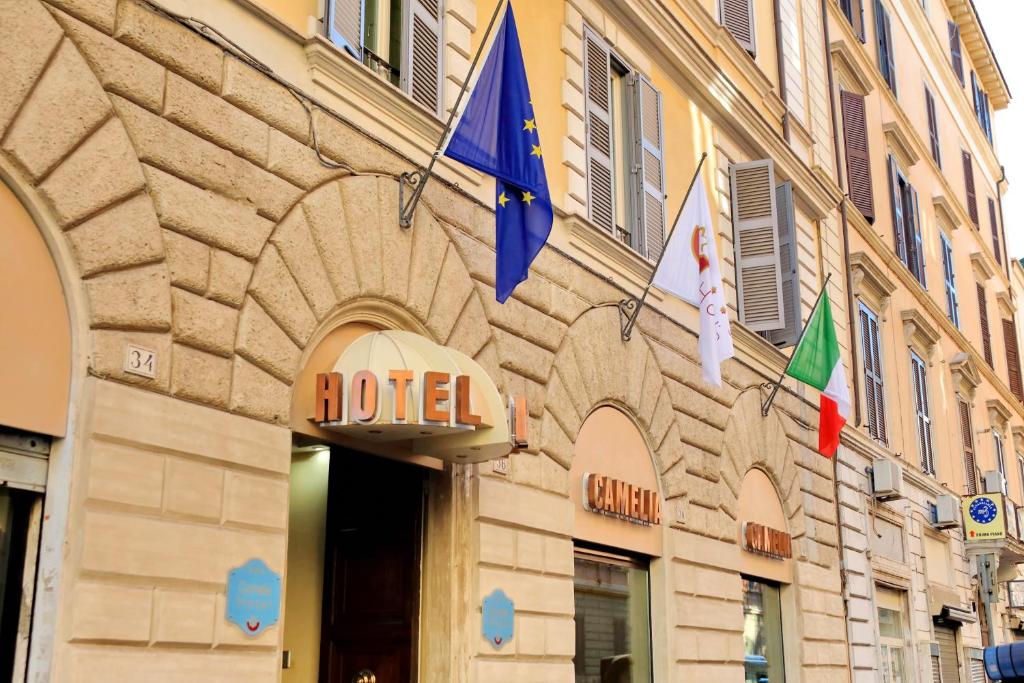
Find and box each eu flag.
[444,3,552,303]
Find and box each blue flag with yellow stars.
[444,2,552,303]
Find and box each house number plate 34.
[124,345,157,379]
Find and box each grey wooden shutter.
[403,0,443,116]
[959,397,978,495]
[841,91,875,222]
[860,304,887,444]
[730,160,784,332]
[989,198,1002,265]
[584,29,614,235]
[925,87,941,167]
[911,352,935,474]
[1004,317,1023,402]
[888,155,907,263]
[911,186,925,287]
[941,234,959,327]
[979,283,992,366]
[935,625,961,683]
[949,21,964,84]
[634,75,665,261]
[766,182,801,348]
[720,0,755,54]
[325,0,363,58]
[963,151,978,226]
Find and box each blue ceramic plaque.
[226,559,281,637]
[482,589,514,649]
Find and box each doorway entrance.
[319,450,425,683]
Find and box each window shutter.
[583,29,614,235]
[860,304,887,444]
[403,0,443,116]
[972,72,981,123]
[766,182,802,348]
[963,151,978,226]
[634,75,666,262]
[883,7,896,96]
[989,199,1002,266]
[1004,317,1023,402]
[949,21,964,84]
[325,0,363,57]
[720,0,756,54]
[960,398,978,494]
[730,160,784,332]
[978,283,992,366]
[851,0,866,42]
[925,88,941,167]
[911,353,934,474]
[841,91,875,222]
[911,186,925,287]
[888,155,907,263]
[941,235,959,327]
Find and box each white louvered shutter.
[911,352,934,474]
[720,0,756,54]
[634,75,666,261]
[584,29,614,235]
[887,155,907,264]
[403,0,443,116]
[730,160,784,332]
[325,0,362,58]
[766,181,802,348]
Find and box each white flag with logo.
[651,181,734,386]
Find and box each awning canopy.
[315,331,512,463]
[985,643,1024,681]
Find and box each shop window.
[876,587,910,683]
[742,577,786,683]
[573,549,652,683]
[324,0,443,116]
[583,27,666,261]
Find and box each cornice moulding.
[883,121,920,169]
[901,308,941,354]
[829,40,875,97]
[971,251,996,282]
[988,398,1013,429]
[932,194,961,233]
[851,250,897,308]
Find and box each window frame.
[924,85,941,168]
[860,302,888,444]
[874,0,897,95]
[876,586,911,683]
[940,232,959,328]
[911,350,935,475]
[742,576,787,683]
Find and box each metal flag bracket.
[396,1,507,229]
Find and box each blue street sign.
[482,589,514,650]
[226,558,281,637]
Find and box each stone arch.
[230,176,496,423]
[538,305,686,489]
[719,389,807,544]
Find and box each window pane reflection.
[743,578,786,683]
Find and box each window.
[720,0,756,55]
[1018,454,1024,504]
[841,91,876,222]
[925,86,941,168]
[940,234,959,327]
[978,283,992,366]
[743,578,786,683]
[1004,316,1023,402]
[729,161,803,346]
[948,21,964,85]
[325,0,443,115]
[860,303,887,444]
[994,430,1008,494]
[875,1,897,95]
[959,397,978,495]
[963,151,978,227]
[911,351,935,475]
[583,28,666,261]
[840,0,866,41]
[989,199,1002,266]
[972,72,994,143]
[877,588,910,683]
[573,550,652,683]
[887,155,925,286]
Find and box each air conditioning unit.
[983,470,1005,495]
[934,494,960,529]
[872,459,904,501]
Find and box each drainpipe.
[773,0,791,142]
[997,165,1010,279]
[822,4,855,681]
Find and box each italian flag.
[785,290,851,457]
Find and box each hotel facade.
[0,0,1019,682]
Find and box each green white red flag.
[784,289,850,457]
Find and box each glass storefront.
[743,577,786,683]
[573,550,652,683]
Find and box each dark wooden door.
[320,451,424,683]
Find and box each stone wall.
[1,0,851,680]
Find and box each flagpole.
[620,152,708,341]
[759,272,833,417]
[398,0,508,228]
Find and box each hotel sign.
[582,473,662,526]
[741,522,792,560]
